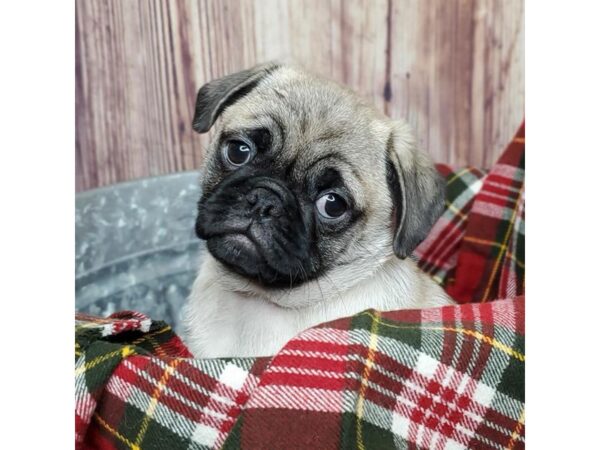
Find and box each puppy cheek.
[195,215,206,239]
[194,199,210,239]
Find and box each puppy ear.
[191,62,280,133]
[385,121,446,259]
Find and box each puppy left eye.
[316,192,348,219]
[224,140,254,166]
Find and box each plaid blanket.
[76,124,525,449]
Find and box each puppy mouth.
[206,232,302,287]
[206,233,260,274]
[216,233,259,256]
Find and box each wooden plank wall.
[76,0,524,191]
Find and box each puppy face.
[192,63,444,307]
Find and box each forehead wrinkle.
[263,112,286,146]
[311,152,364,186]
[266,89,348,149]
[222,112,286,153]
[298,152,348,176]
[296,152,365,202]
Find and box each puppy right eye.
[316,192,348,220]
[224,140,254,166]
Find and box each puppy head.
[192,63,444,307]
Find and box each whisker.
[314,274,326,305]
[322,272,344,304]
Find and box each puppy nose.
[246,187,283,218]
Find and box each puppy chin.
[207,234,261,275]
[206,234,300,288]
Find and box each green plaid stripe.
[224,299,524,449]
[415,165,487,286]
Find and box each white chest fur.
[182,255,451,358]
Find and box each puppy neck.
[198,253,448,312]
[184,253,451,357]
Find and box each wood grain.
[76,0,524,191]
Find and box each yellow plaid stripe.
[445,327,524,362]
[361,311,524,362]
[356,311,381,450]
[445,200,469,221]
[463,236,525,270]
[131,326,171,346]
[75,345,135,376]
[506,408,526,449]
[94,412,141,450]
[447,168,473,186]
[134,358,183,447]
[75,325,170,360]
[481,185,525,301]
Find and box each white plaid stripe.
[347,328,422,370]
[294,327,351,344]
[120,360,230,422]
[248,326,523,448]
[400,355,501,449]
[75,355,97,444]
[208,363,260,449]
[117,357,259,449]
[297,323,520,406]
[75,356,97,420]
[416,216,464,273]
[493,164,524,182]
[500,188,525,298]
[246,385,344,412]
[104,374,211,446]
[278,348,348,361]
[415,168,487,282]
[149,358,253,408]
[478,329,519,390]
[490,391,526,424]
[462,304,487,377]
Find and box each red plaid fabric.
[75,312,192,447]
[75,124,525,449]
[416,124,525,302]
[228,298,524,449]
[76,312,271,449]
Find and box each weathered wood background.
[76,0,524,191]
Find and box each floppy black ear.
[191,62,280,133]
[386,121,446,259]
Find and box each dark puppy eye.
[316,192,348,219]
[224,140,254,166]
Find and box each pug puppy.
[183,62,453,358]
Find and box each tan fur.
[184,64,454,357]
